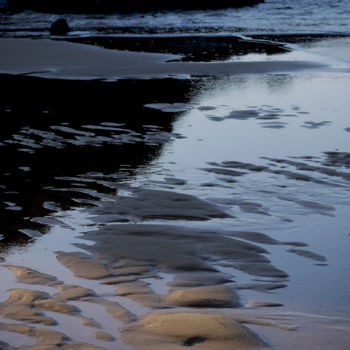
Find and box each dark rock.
[50,18,70,35]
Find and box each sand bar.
[0,38,326,80]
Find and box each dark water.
[1,0,350,37]
[0,76,197,247]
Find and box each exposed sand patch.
[0,289,57,326]
[120,311,270,350]
[167,271,233,288]
[201,167,246,177]
[80,317,102,329]
[164,285,240,308]
[0,322,66,342]
[0,224,309,350]
[0,241,292,349]
[113,281,163,308]
[0,38,326,80]
[77,224,286,279]
[78,225,211,272]
[0,266,134,347]
[228,231,281,245]
[33,299,79,315]
[91,331,115,342]
[3,265,59,286]
[0,286,102,330]
[81,297,136,323]
[237,283,287,292]
[0,321,107,349]
[91,189,231,221]
[286,248,327,262]
[115,281,153,296]
[6,289,50,305]
[246,301,284,308]
[99,276,138,285]
[1,305,57,326]
[110,265,154,277]
[56,252,111,279]
[234,262,288,278]
[53,284,96,301]
[144,102,196,112]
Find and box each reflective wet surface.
[0,76,194,247]
[0,35,349,349]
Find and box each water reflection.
[141,71,350,313]
[1,68,350,308]
[0,75,195,248]
[0,61,350,350]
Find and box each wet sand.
[0,36,350,350]
[0,38,327,80]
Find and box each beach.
[0,1,350,349]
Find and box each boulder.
[164,285,240,307]
[50,18,70,35]
[120,311,270,349]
